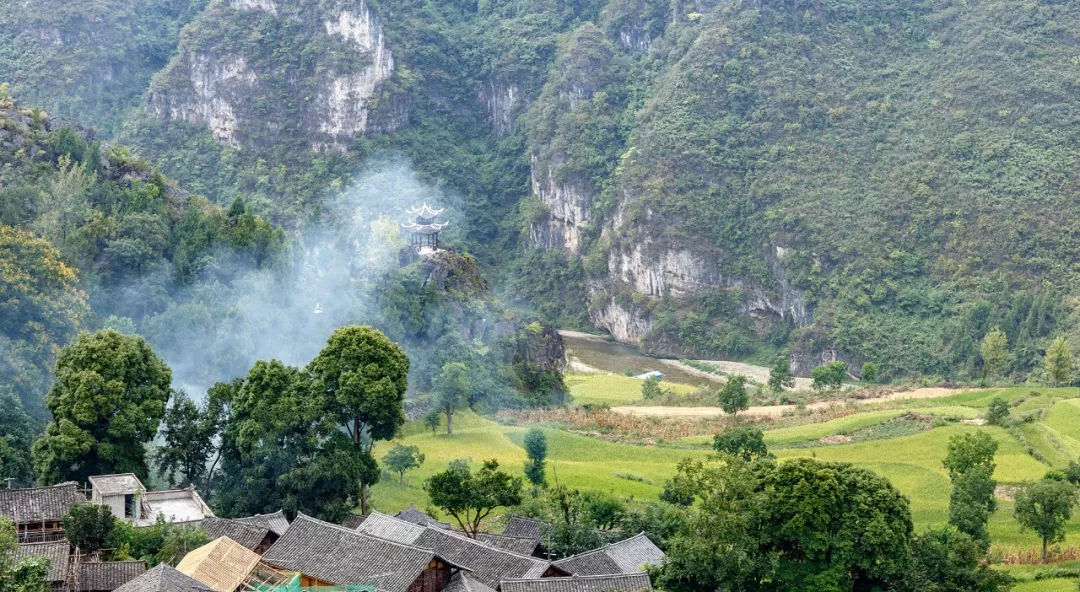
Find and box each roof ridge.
[501,573,649,583]
[554,533,650,563]
[293,512,439,555]
[428,527,549,563]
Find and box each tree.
[582,493,625,530]
[717,375,749,418]
[32,330,172,483]
[155,391,221,491]
[0,225,88,420]
[425,459,522,538]
[641,376,663,400]
[980,327,1009,379]
[984,397,1010,426]
[712,425,771,461]
[943,432,998,547]
[128,519,209,567]
[212,360,362,522]
[0,388,37,487]
[1044,336,1073,386]
[767,355,795,392]
[861,362,879,383]
[423,410,441,434]
[1014,477,1078,562]
[307,326,409,514]
[382,444,424,483]
[523,428,547,488]
[810,361,847,391]
[434,362,470,435]
[538,485,604,557]
[656,457,913,592]
[905,527,1012,592]
[63,503,122,555]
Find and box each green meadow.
[372,386,1080,552]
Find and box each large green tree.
[657,457,913,592]
[904,527,1012,592]
[434,361,470,435]
[31,330,172,483]
[943,432,999,548]
[62,503,122,555]
[155,391,222,491]
[523,427,548,488]
[1014,476,1078,562]
[1043,336,1073,386]
[717,375,749,418]
[307,326,409,514]
[0,387,37,486]
[980,328,1009,379]
[212,360,361,522]
[712,425,771,462]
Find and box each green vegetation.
[382,444,425,484]
[425,458,523,538]
[1015,477,1079,563]
[566,373,698,406]
[32,330,173,483]
[522,428,547,488]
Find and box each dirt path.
[612,387,974,419]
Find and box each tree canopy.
[32,330,172,483]
[426,459,523,538]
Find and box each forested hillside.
[4,0,1080,383]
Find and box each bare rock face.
[528,154,592,254]
[478,78,524,136]
[147,0,399,151]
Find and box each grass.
[565,373,699,406]
[373,388,1080,553]
[1011,579,1076,592]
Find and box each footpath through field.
[612,387,973,418]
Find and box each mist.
[130,158,460,398]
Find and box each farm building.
[551,535,665,576]
[175,537,289,592]
[0,482,85,542]
[262,513,463,592]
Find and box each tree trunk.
[446,409,453,435]
[360,483,369,514]
[1042,537,1048,563]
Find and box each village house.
[77,561,148,592]
[550,535,665,577]
[112,563,215,592]
[261,513,464,592]
[88,475,213,526]
[499,573,653,592]
[12,540,69,591]
[0,482,85,542]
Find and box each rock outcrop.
[147,0,398,151]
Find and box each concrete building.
[88,474,212,526]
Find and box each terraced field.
[372,386,1080,553]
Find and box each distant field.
[374,387,1080,553]
[565,373,699,406]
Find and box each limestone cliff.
[146,0,398,151]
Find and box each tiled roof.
[262,513,444,592]
[339,514,365,530]
[395,505,450,529]
[353,512,425,544]
[235,511,290,537]
[444,572,495,592]
[79,561,148,591]
[112,564,215,592]
[474,533,539,557]
[0,482,85,524]
[352,512,552,589]
[412,528,551,589]
[189,518,270,551]
[502,516,544,541]
[175,537,261,592]
[11,541,69,582]
[89,475,144,496]
[552,535,665,576]
[500,573,652,592]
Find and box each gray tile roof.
[502,516,544,541]
[79,561,148,592]
[112,564,215,592]
[234,511,289,537]
[412,527,552,589]
[351,512,552,589]
[353,512,425,544]
[395,505,450,529]
[500,573,652,592]
[187,518,270,550]
[551,535,665,576]
[444,572,495,592]
[11,541,69,582]
[0,482,85,524]
[474,533,540,556]
[262,513,447,592]
[339,514,366,529]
